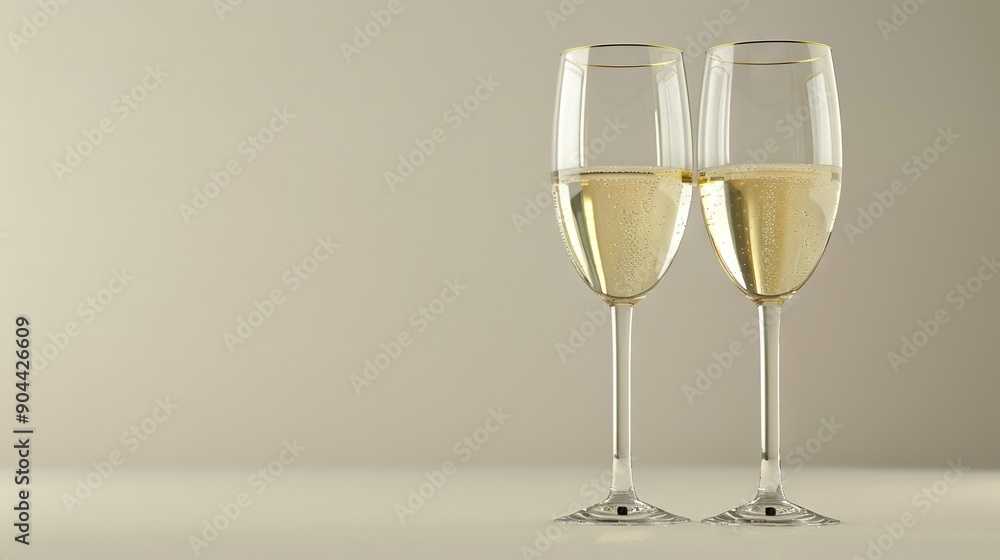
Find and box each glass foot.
[703,494,839,526]
[555,493,689,525]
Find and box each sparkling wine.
[553,166,692,303]
[700,164,841,301]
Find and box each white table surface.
[5,466,998,559]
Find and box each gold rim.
[706,40,831,65]
[561,43,682,68]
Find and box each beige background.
[0,0,997,484]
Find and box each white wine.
[700,164,841,302]
[553,167,693,303]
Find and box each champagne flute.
[551,44,692,525]
[698,40,841,526]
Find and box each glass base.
[555,492,689,525]
[702,493,839,526]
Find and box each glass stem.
[756,302,786,499]
[609,303,637,498]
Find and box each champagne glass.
[551,44,692,525]
[698,41,841,526]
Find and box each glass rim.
[560,43,682,68]
[706,40,832,65]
